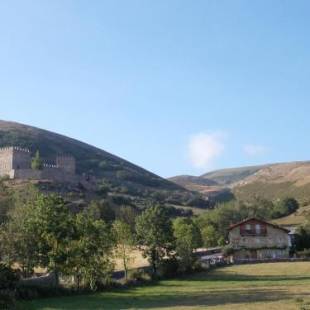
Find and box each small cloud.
[188,131,226,169]
[243,144,268,156]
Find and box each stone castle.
[0,146,77,182]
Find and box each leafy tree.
[117,205,137,232]
[0,179,13,224]
[31,150,43,170]
[31,194,75,285]
[173,218,202,272]
[0,187,42,276]
[90,200,116,224]
[68,206,114,290]
[295,223,310,251]
[113,220,135,281]
[272,197,299,218]
[135,205,174,276]
[201,225,220,247]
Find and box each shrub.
[0,264,19,290]
[296,249,310,258]
[0,291,16,310]
[223,245,235,257]
[127,269,151,282]
[158,258,179,278]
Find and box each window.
[245,224,251,231]
[256,224,261,234]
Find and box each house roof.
[228,217,290,233]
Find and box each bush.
[127,269,151,283]
[0,264,19,290]
[296,249,310,258]
[223,245,234,257]
[0,291,16,310]
[16,284,72,300]
[158,258,179,278]
[0,264,19,309]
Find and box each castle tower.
[11,147,31,170]
[56,155,76,174]
[0,147,31,176]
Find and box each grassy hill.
[0,120,204,208]
[170,162,310,207]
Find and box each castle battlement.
[0,146,31,153]
[0,146,76,180]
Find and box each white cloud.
[243,144,268,156]
[188,131,225,169]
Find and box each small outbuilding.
[228,218,290,261]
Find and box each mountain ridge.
[170,161,310,204]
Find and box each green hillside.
[0,120,204,208]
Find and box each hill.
[170,161,310,205]
[0,120,205,209]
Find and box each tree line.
[0,183,302,291]
[0,188,204,290]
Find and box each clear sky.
[1,0,310,177]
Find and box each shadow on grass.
[170,271,310,283]
[22,287,303,310]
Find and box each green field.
[22,262,310,310]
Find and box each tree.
[201,225,220,248]
[173,218,202,272]
[295,223,310,251]
[68,207,114,290]
[113,220,135,281]
[135,205,174,276]
[31,150,43,170]
[272,197,299,218]
[31,194,75,285]
[0,186,42,277]
[0,190,115,290]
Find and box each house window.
[256,224,261,234]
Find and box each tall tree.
[135,205,174,276]
[113,220,135,282]
[173,218,202,272]
[0,186,41,276]
[31,194,74,285]
[31,150,43,170]
[68,205,114,290]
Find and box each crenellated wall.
[0,146,77,182]
[56,156,76,174]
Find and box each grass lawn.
[21,262,310,310]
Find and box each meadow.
[22,262,310,310]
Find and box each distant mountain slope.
[169,175,218,188]
[201,165,269,186]
[0,120,201,207]
[170,161,310,204]
[233,161,310,204]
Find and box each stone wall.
[229,224,290,249]
[0,147,13,176]
[12,168,79,183]
[229,221,290,260]
[12,147,31,170]
[0,146,82,184]
[0,147,31,177]
[56,156,76,174]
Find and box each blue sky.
[1,0,310,177]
